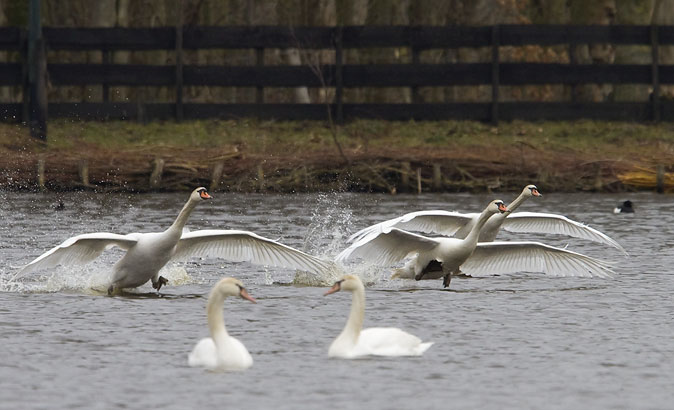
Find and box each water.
[0,191,671,410]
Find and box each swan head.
[523,184,542,197]
[191,187,213,202]
[212,277,256,303]
[324,274,363,295]
[487,200,509,214]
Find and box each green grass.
[3,118,674,159]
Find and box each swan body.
[338,200,510,287]
[339,200,615,286]
[188,277,256,371]
[324,275,432,358]
[391,240,615,280]
[18,188,330,292]
[349,184,626,255]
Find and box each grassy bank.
[0,119,672,193]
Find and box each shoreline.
[0,119,671,193]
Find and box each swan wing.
[188,337,218,369]
[337,227,439,267]
[349,211,476,243]
[462,241,615,278]
[502,212,627,255]
[18,233,138,275]
[172,229,331,274]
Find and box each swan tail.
[416,342,434,355]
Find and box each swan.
[338,199,510,287]
[324,274,433,358]
[188,277,256,371]
[349,184,626,255]
[338,200,615,287]
[18,187,331,293]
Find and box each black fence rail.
[1,24,674,127]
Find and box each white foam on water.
[0,263,196,294]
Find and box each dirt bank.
[1,119,672,193]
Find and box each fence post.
[20,29,29,125]
[335,25,344,124]
[411,46,421,103]
[490,25,500,125]
[28,0,47,140]
[102,48,110,103]
[651,24,660,122]
[256,48,264,103]
[175,2,184,122]
[568,41,577,103]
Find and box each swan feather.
[173,229,331,274]
[17,233,138,276]
[337,227,439,266]
[348,210,474,243]
[462,241,615,278]
[501,212,627,255]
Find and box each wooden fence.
[1,24,674,131]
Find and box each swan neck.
[340,286,365,346]
[206,290,229,344]
[465,208,495,244]
[169,197,198,233]
[506,190,528,212]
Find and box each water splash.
[302,192,354,259]
[290,193,390,286]
[0,263,195,294]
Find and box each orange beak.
[200,191,212,200]
[532,188,542,197]
[324,282,341,296]
[498,203,509,213]
[239,288,257,303]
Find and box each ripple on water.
[1,191,673,410]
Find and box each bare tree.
[653,0,674,97]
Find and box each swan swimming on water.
[188,277,256,371]
[338,199,615,287]
[18,187,331,293]
[324,274,433,359]
[349,184,626,255]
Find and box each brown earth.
[0,119,671,193]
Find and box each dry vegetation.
[1,119,673,193]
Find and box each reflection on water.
[1,191,672,409]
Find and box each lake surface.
[0,190,671,410]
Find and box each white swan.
[338,199,510,287]
[324,274,433,358]
[188,277,256,371]
[348,184,626,255]
[18,187,331,293]
[338,200,615,287]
